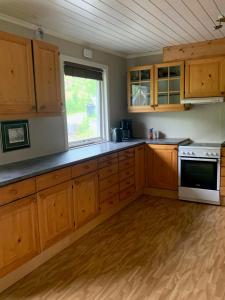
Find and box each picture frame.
[1,120,30,152]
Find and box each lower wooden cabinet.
[146,144,178,191]
[73,172,99,228]
[37,181,74,250]
[135,145,145,191]
[0,195,40,277]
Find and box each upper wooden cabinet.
[0,32,36,114]
[127,65,154,112]
[146,144,178,191]
[0,195,40,277]
[154,61,185,112]
[185,56,225,98]
[33,40,62,113]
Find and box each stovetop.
[182,142,222,148]
[179,142,221,158]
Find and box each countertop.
[0,138,188,187]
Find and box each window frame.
[60,55,110,149]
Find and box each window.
[63,59,108,147]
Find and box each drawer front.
[98,163,118,180]
[118,148,134,161]
[98,157,118,169]
[119,158,134,171]
[221,148,225,157]
[221,187,225,196]
[120,176,135,191]
[99,194,119,213]
[120,185,135,201]
[221,158,225,167]
[36,167,71,191]
[221,167,225,177]
[0,178,36,206]
[98,153,118,164]
[221,177,225,187]
[99,173,118,191]
[72,159,97,178]
[99,184,119,203]
[119,167,134,182]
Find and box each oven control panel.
[179,147,220,158]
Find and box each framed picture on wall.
[1,120,30,152]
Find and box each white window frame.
[60,55,110,149]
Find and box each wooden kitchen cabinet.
[135,145,145,191]
[127,65,154,112]
[73,172,99,228]
[37,181,74,250]
[32,40,62,113]
[0,195,40,277]
[185,56,225,98]
[146,144,178,191]
[0,31,36,115]
[154,61,185,112]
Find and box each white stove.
[178,142,221,205]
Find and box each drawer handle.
[82,209,86,213]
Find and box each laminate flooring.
[1,196,225,300]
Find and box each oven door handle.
[180,157,219,162]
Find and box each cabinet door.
[37,181,74,250]
[33,40,62,113]
[74,172,98,228]
[0,31,36,114]
[0,195,40,277]
[185,57,225,98]
[135,145,145,191]
[146,145,178,191]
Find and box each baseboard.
[144,187,178,199]
[0,191,141,294]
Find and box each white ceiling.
[0,0,225,57]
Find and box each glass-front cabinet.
[154,61,184,112]
[127,65,154,112]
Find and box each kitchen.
[1,1,225,299]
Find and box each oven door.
[179,157,220,191]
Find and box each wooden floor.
[2,196,225,300]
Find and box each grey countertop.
[0,138,189,187]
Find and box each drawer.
[120,185,135,201]
[221,187,225,196]
[221,177,225,187]
[119,167,134,182]
[72,159,97,178]
[221,167,225,177]
[221,158,225,167]
[120,176,135,191]
[119,157,134,171]
[0,178,36,206]
[221,148,225,157]
[98,157,118,169]
[36,167,71,191]
[98,153,118,164]
[99,173,118,191]
[118,148,134,161]
[100,194,119,213]
[99,184,119,203]
[98,163,118,180]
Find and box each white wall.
[0,19,127,165]
[127,54,225,143]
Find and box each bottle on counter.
[148,128,154,139]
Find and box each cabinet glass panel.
[131,85,150,106]
[158,67,168,78]
[158,80,168,93]
[140,82,150,94]
[158,94,168,105]
[169,79,180,92]
[169,93,180,104]
[130,71,139,81]
[141,69,150,81]
[169,66,180,77]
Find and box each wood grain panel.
[72,159,97,178]
[119,167,134,182]
[99,173,118,191]
[98,163,118,180]
[0,179,36,207]
[99,184,119,203]
[98,157,118,169]
[99,194,119,213]
[119,158,134,171]
[119,176,135,191]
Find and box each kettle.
[111,128,122,142]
